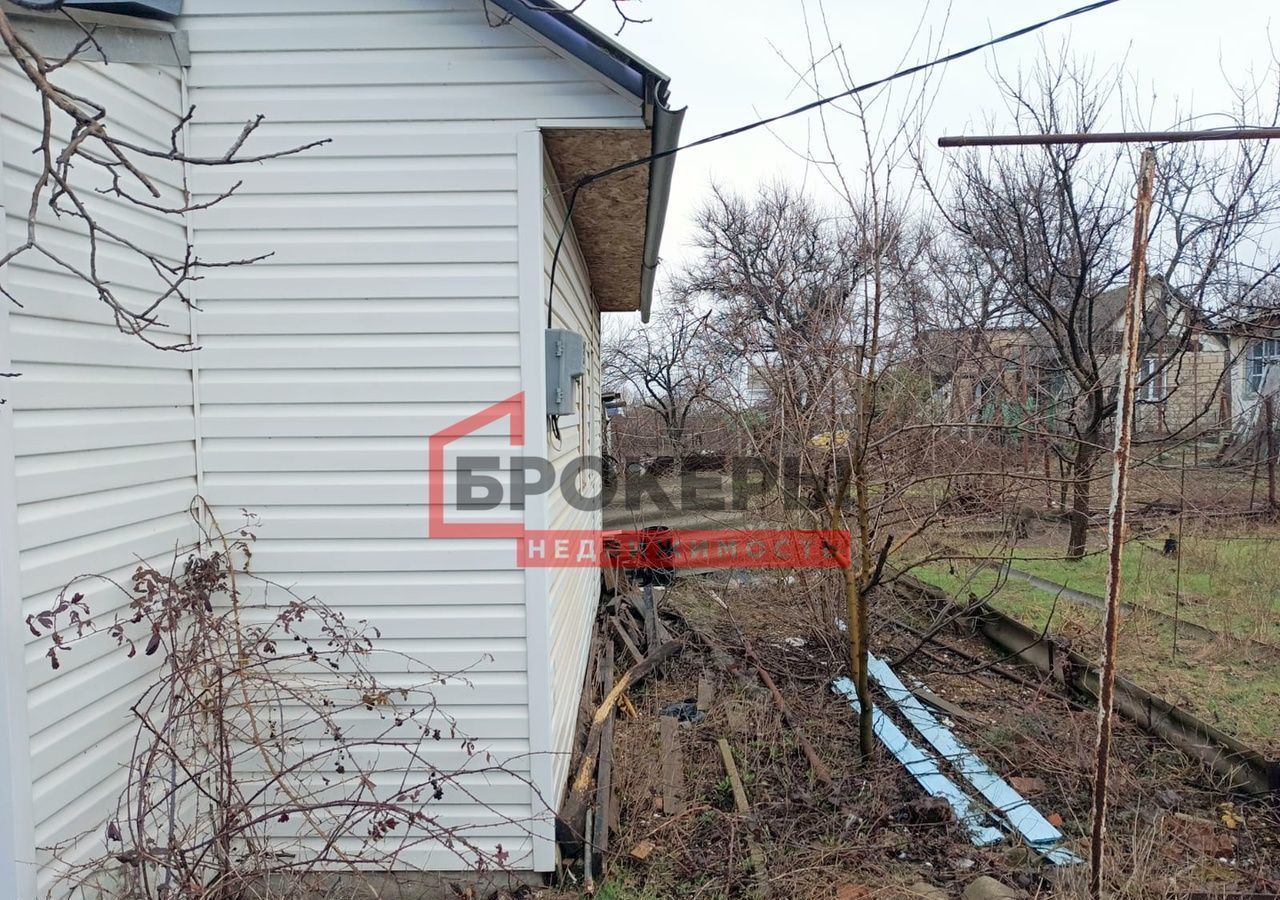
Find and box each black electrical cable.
[545,0,1123,327]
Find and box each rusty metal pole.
[1173,451,1186,661]
[1088,147,1157,899]
[938,126,1280,148]
[1266,396,1277,512]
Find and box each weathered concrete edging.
[892,572,1280,795]
[970,608,1278,795]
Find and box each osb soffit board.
[544,128,651,313]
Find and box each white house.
[1225,312,1280,430]
[0,0,683,893]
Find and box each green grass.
[1007,535,1280,645]
[916,530,1280,644]
[595,879,666,900]
[910,532,1280,750]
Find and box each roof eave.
[485,0,668,100]
[487,0,683,323]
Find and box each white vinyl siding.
[0,56,196,890]
[0,0,646,882]
[180,0,637,872]
[541,153,603,803]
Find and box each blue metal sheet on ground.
[831,677,1004,847]
[866,655,1083,866]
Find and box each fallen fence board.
[832,677,1004,847]
[659,716,686,815]
[892,572,1280,794]
[1000,565,1220,644]
[716,737,768,890]
[696,672,715,712]
[971,608,1280,795]
[867,654,1081,866]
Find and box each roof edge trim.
[484,0,683,322]
[485,0,669,101]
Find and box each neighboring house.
[0,1,683,893]
[920,280,1231,437]
[734,352,775,408]
[1224,310,1280,430]
[919,325,1053,429]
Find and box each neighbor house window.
[1248,338,1280,393]
[1138,357,1165,402]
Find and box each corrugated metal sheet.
[0,55,197,892]
[541,152,603,803]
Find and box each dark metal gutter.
[488,0,685,322]
[640,90,684,322]
[65,0,180,18]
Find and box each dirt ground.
[553,570,1280,900]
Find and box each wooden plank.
[612,618,643,666]
[591,640,615,875]
[716,738,768,889]
[658,716,685,816]
[560,640,683,830]
[641,583,658,653]
[910,684,983,725]
[696,672,715,713]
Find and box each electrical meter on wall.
[545,328,586,417]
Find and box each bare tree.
[674,171,1009,761]
[925,50,1280,558]
[605,302,718,459]
[0,2,324,348]
[673,182,869,418]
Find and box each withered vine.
[27,504,529,899]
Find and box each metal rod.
[939,126,1280,148]
[1266,396,1277,512]
[1173,452,1186,661]
[1089,147,1157,900]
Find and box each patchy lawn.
[909,527,1280,751]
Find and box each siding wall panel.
[540,152,604,802]
[181,0,641,872]
[2,0,647,882]
[1,56,197,891]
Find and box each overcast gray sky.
[576,0,1279,294]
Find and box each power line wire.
[546,0,1124,327]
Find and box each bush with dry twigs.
[26,504,529,900]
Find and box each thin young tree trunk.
[842,560,873,759]
[1067,436,1097,559]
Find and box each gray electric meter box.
[545,328,586,416]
